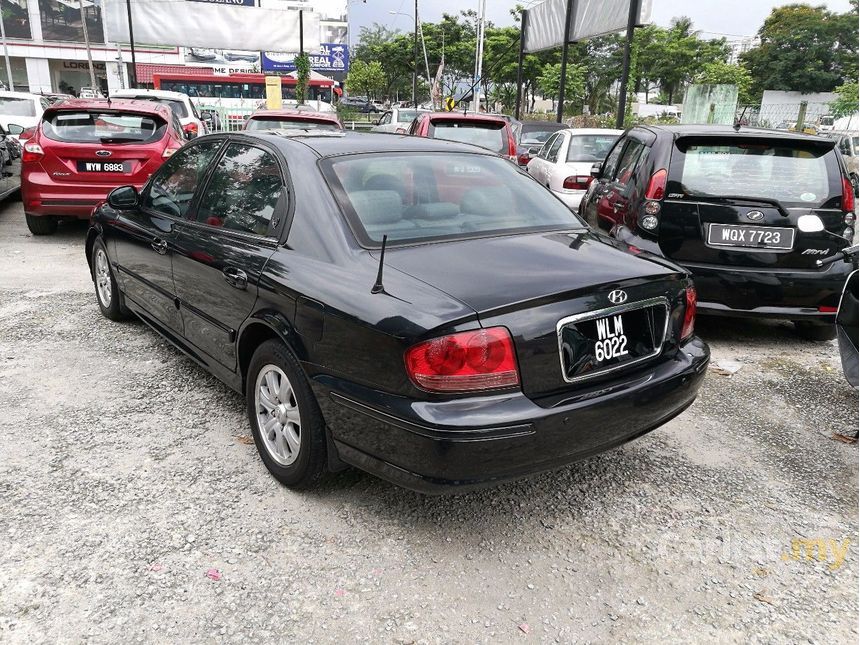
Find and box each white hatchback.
[110,88,207,138]
[0,91,50,135]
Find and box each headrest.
[403,202,459,220]
[348,190,403,225]
[460,186,514,217]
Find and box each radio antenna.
[371,235,388,295]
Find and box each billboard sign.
[524,0,653,53]
[103,0,320,51]
[262,44,349,73]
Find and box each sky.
[348,0,854,42]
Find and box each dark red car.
[22,99,186,235]
[244,109,344,132]
[408,112,517,161]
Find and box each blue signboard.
[262,44,349,74]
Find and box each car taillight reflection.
[18,126,35,141]
[681,284,696,341]
[405,327,520,392]
[183,122,199,137]
[22,142,44,163]
[563,175,593,190]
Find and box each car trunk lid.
[384,231,691,400]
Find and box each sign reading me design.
[103,0,320,52]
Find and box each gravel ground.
[0,201,857,644]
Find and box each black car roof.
[637,123,834,143]
[520,120,567,130]
[245,130,497,158]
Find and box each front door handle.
[151,238,168,255]
[223,266,248,290]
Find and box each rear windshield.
[520,125,563,146]
[428,120,507,154]
[246,117,339,131]
[397,110,421,123]
[323,152,582,245]
[0,97,35,117]
[567,133,620,162]
[127,96,188,119]
[675,139,836,205]
[42,111,166,144]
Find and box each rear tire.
[92,238,129,321]
[794,321,837,341]
[25,213,57,236]
[246,339,327,489]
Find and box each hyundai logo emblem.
[746,210,764,221]
[608,289,628,305]
[95,150,111,157]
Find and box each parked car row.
[4,89,856,494]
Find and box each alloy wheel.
[254,364,302,466]
[94,248,112,307]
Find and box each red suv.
[408,113,517,161]
[22,99,186,235]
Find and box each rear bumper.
[22,169,142,219]
[552,189,585,211]
[313,338,710,494]
[682,260,852,323]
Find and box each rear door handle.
[151,238,168,255]
[223,266,248,290]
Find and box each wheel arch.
[237,311,308,392]
[84,225,102,275]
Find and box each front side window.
[195,144,283,236]
[144,141,223,217]
[324,152,583,245]
[600,138,625,179]
[547,134,565,162]
[614,140,647,188]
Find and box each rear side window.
[246,117,339,131]
[42,111,166,144]
[195,144,283,236]
[547,134,565,162]
[428,120,507,154]
[614,140,648,188]
[675,139,836,205]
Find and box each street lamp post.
[413,0,418,108]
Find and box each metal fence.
[199,105,378,133]
[735,102,834,132]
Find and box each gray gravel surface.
[0,201,857,643]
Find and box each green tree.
[741,3,859,96]
[538,62,587,115]
[830,82,859,118]
[346,60,386,99]
[695,61,755,104]
[294,53,310,105]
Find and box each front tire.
[794,321,837,341]
[25,213,57,236]
[246,339,327,489]
[92,238,128,321]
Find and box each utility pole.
[0,6,13,90]
[125,0,137,88]
[514,9,528,120]
[473,0,486,113]
[556,0,574,123]
[299,9,304,56]
[80,0,98,93]
[412,0,418,108]
[616,0,640,128]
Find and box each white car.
[110,88,207,138]
[372,108,430,133]
[0,91,50,135]
[527,128,623,211]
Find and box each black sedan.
[85,131,709,493]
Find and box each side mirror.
[184,130,194,141]
[107,185,139,210]
[528,146,541,157]
[797,214,825,233]
[6,123,24,135]
[590,162,603,179]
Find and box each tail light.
[22,142,44,163]
[517,152,531,166]
[18,126,35,141]
[507,129,517,163]
[404,327,520,392]
[563,175,593,190]
[645,168,667,200]
[818,305,838,313]
[842,176,855,213]
[681,284,697,341]
[183,122,198,137]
